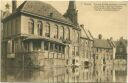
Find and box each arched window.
[74,30,79,43]
[37,21,43,36]
[45,23,50,37]
[72,29,75,41]
[59,26,64,39]
[65,27,70,40]
[76,31,79,42]
[28,19,34,34]
[7,22,9,36]
[54,25,58,39]
[15,19,18,35]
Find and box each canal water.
[1,65,127,82]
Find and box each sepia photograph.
[0,0,127,82]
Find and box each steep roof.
[80,26,88,39]
[3,1,73,25]
[115,38,127,48]
[87,30,93,40]
[107,39,116,48]
[94,38,112,49]
[80,26,93,40]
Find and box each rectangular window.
[8,22,10,36]
[50,43,54,51]
[55,44,58,52]
[97,48,98,52]
[6,23,8,37]
[96,56,98,59]
[75,47,79,56]
[33,41,41,51]
[62,46,65,54]
[44,42,49,51]
[15,19,18,35]
[13,20,15,35]
[24,42,29,52]
[3,24,6,38]
[12,40,15,53]
[59,45,61,53]
[11,21,13,36]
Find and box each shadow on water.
[1,64,127,82]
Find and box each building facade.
[79,25,94,66]
[93,35,114,65]
[2,1,81,68]
[114,37,127,64]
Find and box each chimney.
[12,0,17,12]
[98,34,102,39]
[80,24,84,28]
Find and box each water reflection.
[1,65,127,82]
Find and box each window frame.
[37,21,43,36]
[28,19,34,34]
[54,25,58,39]
[45,22,50,37]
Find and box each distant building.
[114,37,127,64]
[2,1,81,68]
[107,37,116,61]
[79,24,94,66]
[94,35,113,65]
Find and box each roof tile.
[17,1,73,24]
[94,38,112,48]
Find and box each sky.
[1,0,128,40]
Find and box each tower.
[64,0,78,26]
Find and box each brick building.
[114,37,127,64]
[79,25,94,66]
[93,35,114,65]
[2,1,81,68]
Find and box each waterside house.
[2,1,81,68]
[93,35,114,65]
[114,37,127,65]
[79,25,94,66]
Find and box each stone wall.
[3,15,21,38]
[21,14,80,43]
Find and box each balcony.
[23,35,66,46]
[62,38,71,44]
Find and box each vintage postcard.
[0,0,127,82]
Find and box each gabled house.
[94,35,113,65]
[79,24,94,66]
[114,37,127,64]
[1,1,81,68]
